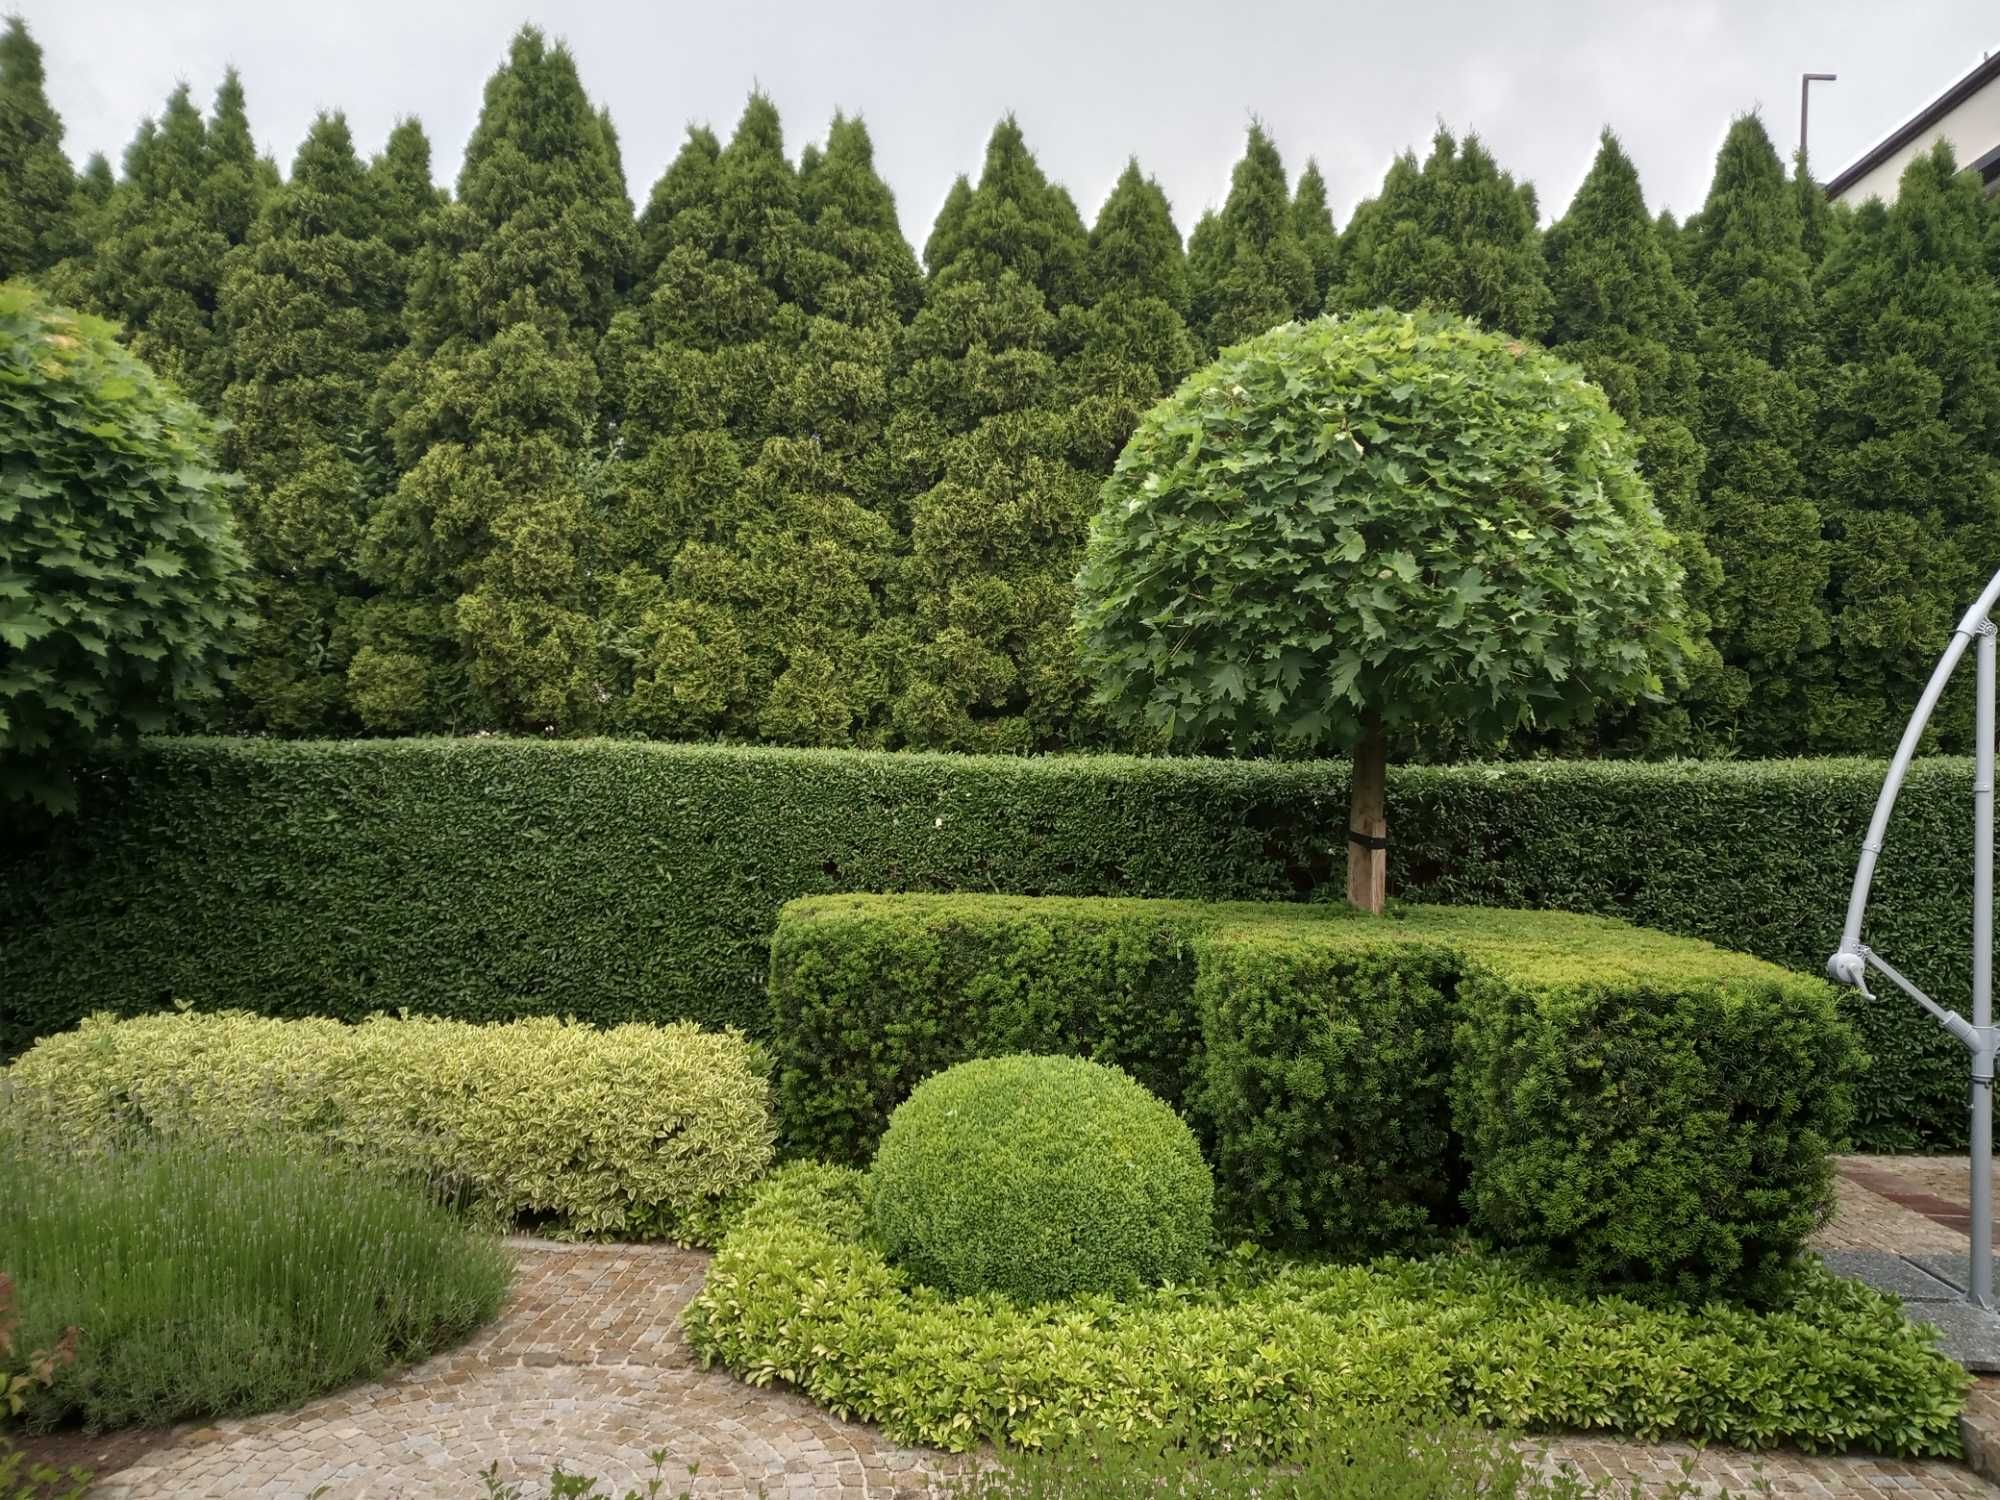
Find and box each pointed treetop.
[804,112,901,239]
[596,104,626,190]
[267,111,371,241]
[799,110,921,318]
[1088,158,1187,311]
[207,67,255,168]
[457,24,625,213]
[80,151,112,198]
[1221,123,1293,246]
[1792,150,1834,266]
[1,14,53,113]
[371,117,443,256]
[1685,113,1813,364]
[1336,125,1551,338]
[132,83,208,197]
[0,11,77,278]
[923,174,972,269]
[1291,158,1340,312]
[1544,128,1694,347]
[638,122,722,274]
[925,114,1088,307]
[712,89,800,270]
[1186,122,1315,347]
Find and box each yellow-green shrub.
[2,1011,774,1241]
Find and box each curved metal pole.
[1830,567,2000,982]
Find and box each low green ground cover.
[949,1424,1736,1500]
[0,1141,511,1432]
[683,1164,1968,1458]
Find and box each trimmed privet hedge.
[775,894,1856,1297]
[2,1011,774,1241]
[682,1165,1968,1457]
[0,738,1973,1146]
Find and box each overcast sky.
[19,1,1999,246]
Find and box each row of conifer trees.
[5,18,1999,756]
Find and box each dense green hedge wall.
[0,738,1973,1148]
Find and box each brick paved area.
[81,1165,2000,1499]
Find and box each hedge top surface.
[1075,307,1689,753]
[780,891,1818,990]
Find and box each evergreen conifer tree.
[1185,124,1313,350]
[217,112,408,732]
[0,15,76,280]
[356,26,633,733]
[1811,141,2000,750]
[88,72,266,407]
[890,117,1103,749]
[1682,114,1828,751]
[1291,158,1341,314]
[1794,152,1837,268]
[1337,128,1551,337]
[1543,130,1719,751]
[598,98,917,744]
[369,118,444,263]
[1065,159,1200,466]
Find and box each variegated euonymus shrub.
[3,1011,774,1240]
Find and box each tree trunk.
[1346,713,1388,915]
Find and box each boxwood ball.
[868,1053,1213,1302]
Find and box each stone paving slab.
[1817,1249,1964,1301]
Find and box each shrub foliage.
[4,1010,774,1241]
[683,1164,1966,1457]
[0,285,251,810]
[1077,308,1687,757]
[870,1054,1214,1302]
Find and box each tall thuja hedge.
[1682,116,1828,753]
[88,73,267,408]
[1291,160,1340,314]
[1810,142,2000,752]
[1543,131,1718,754]
[595,98,801,739]
[0,16,76,281]
[1336,129,1551,338]
[358,27,633,734]
[721,113,919,744]
[1185,125,1314,351]
[1063,161,1201,477]
[215,115,410,734]
[599,102,917,745]
[890,118,1103,750]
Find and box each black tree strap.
[1348,827,1387,851]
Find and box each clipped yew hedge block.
[770,893,1860,1298]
